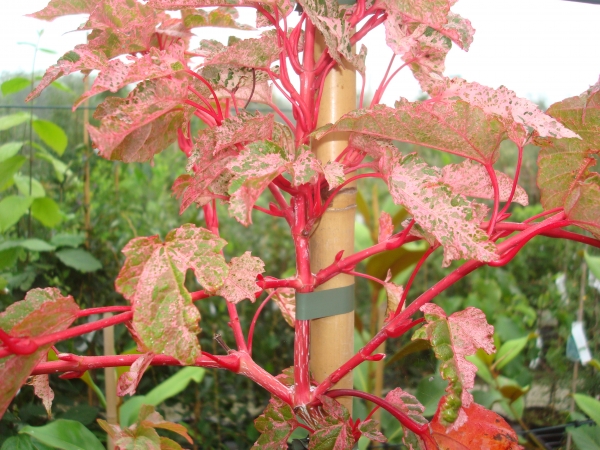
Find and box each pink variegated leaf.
[385,387,428,426]
[441,160,528,206]
[226,141,288,225]
[440,78,580,145]
[442,12,475,51]
[310,396,356,450]
[384,278,403,321]
[289,147,321,187]
[26,46,108,102]
[322,161,345,189]
[217,252,265,304]
[387,154,497,266]
[149,0,257,7]
[28,0,95,21]
[189,111,274,165]
[204,30,283,70]
[256,0,295,28]
[182,7,254,30]
[298,0,367,75]
[115,224,228,364]
[117,352,155,397]
[0,288,79,419]
[75,43,186,108]
[534,87,600,209]
[357,420,386,443]
[252,397,299,449]
[383,18,450,94]
[199,65,272,105]
[80,0,168,59]
[378,211,394,243]
[316,99,507,165]
[29,375,54,418]
[565,175,600,240]
[88,77,188,162]
[174,151,236,213]
[348,134,402,177]
[271,288,295,327]
[412,304,495,429]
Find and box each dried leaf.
[217,252,265,304]
[378,211,394,243]
[388,154,497,266]
[412,304,495,429]
[440,78,579,145]
[316,99,507,165]
[429,401,522,449]
[117,352,155,397]
[441,160,528,206]
[252,397,298,449]
[89,77,188,162]
[115,224,228,364]
[0,288,79,418]
[30,375,54,418]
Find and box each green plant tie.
[296,284,355,320]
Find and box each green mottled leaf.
[309,396,355,450]
[412,304,495,428]
[56,249,102,273]
[28,0,95,21]
[217,252,264,304]
[0,196,33,232]
[31,197,63,228]
[115,224,228,363]
[182,7,254,30]
[0,289,79,419]
[21,420,104,450]
[1,77,31,96]
[32,120,68,156]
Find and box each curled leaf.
[117,352,155,397]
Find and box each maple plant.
[1,0,600,448]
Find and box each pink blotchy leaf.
[271,288,295,327]
[289,149,322,187]
[117,352,155,397]
[378,211,394,243]
[387,154,497,267]
[441,160,528,206]
[565,175,600,240]
[115,224,228,364]
[30,374,55,418]
[534,86,600,210]
[385,387,427,426]
[440,78,580,145]
[227,141,288,225]
[322,161,345,189]
[182,7,254,30]
[252,397,299,449]
[74,42,186,108]
[217,252,265,304]
[316,99,507,164]
[26,46,108,102]
[89,77,188,162]
[412,304,495,430]
[309,396,356,450]
[28,0,95,21]
[0,288,79,419]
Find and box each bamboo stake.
[310,34,356,413]
[102,313,118,450]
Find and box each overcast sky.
[1,0,599,107]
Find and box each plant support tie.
[296,285,355,320]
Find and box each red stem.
[396,245,436,314]
[248,290,277,355]
[499,145,523,216]
[318,173,383,216]
[325,389,428,435]
[185,69,223,119]
[485,163,500,234]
